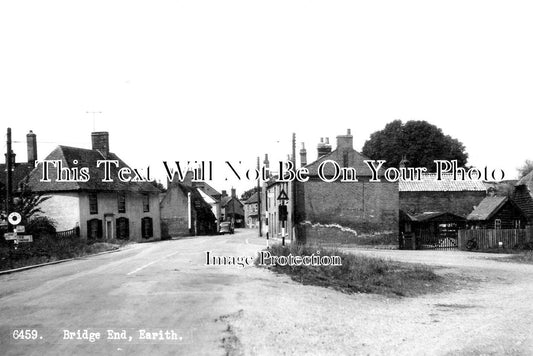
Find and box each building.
[399,173,487,218]
[294,129,399,246]
[244,192,259,228]
[264,179,289,240]
[513,171,533,225]
[400,211,466,250]
[26,132,162,241]
[160,173,217,238]
[467,196,528,229]
[220,188,244,227]
[192,181,222,230]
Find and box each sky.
[1,1,532,196]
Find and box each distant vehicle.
[219,222,234,235]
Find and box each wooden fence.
[458,228,533,250]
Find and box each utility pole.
[257,156,262,237]
[5,128,13,217]
[291,132,297,244]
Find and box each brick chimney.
[91,131,109,157]
[317,137,332,158]
[300,142,307,167]
[26,130,37,166]
[231,188,236,198]
[263,153,270,178]
[336,129,353,151]
[221,190,227,197]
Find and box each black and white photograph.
[1,1,533,355]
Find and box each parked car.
[219,222,234,235]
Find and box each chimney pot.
[336,129,353,151]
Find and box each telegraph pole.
[257,156,262,237]
[5,128,13,216]
[291,132,297,244]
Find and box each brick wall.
[400,191,486,217]
[295,180,399,245]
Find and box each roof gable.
[467,196,509,221]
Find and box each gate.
[417,223,459,250]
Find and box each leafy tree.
[362,120,469,171]
[241,186,259,201]
[517,159,533,179]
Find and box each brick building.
[160,172,217,238]
[243,192,259,228]
[294,129,399,246]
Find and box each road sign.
[15,225,25,233]
[4,232,17,240]
[7,212,22,226]
[17,235,33,243]
[277,189,289,201]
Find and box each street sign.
[17,235,33,243]
[4,232,17,240]
[15,225,25,233]
[277,189,289,201]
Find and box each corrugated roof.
[467,196,508,221]
[27,145,160,193]
[399,173,487,192]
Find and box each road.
[2,231,533,355]
[0,229,267,356]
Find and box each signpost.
[277,189,289,246]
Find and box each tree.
[241,186,259,201]
[517,159,533,179]
[362,120,469,171]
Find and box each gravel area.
[224,248,533,355]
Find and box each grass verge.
[0,236,129,271]
[256,244,443,297]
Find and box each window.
[117,192,126,213]
[116,217,130,240]
[142,193,150,212]
[494,219,502,230]
[87,219,102,240]
[141,217,153,238]
[89,193,98,214]
[514,220,521,229]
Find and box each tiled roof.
[399,173,487,192]
[27,145,160,193]
[467,196,508,221]
[244,192,258,204]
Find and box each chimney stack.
[336,128,353,151]
[91,131,109,157]
[317,137,332,158]
[26,130,37,166]
[231,188,236,198]
[221,190,227,197]
[263,154,270,178]
[300,142,307,167]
